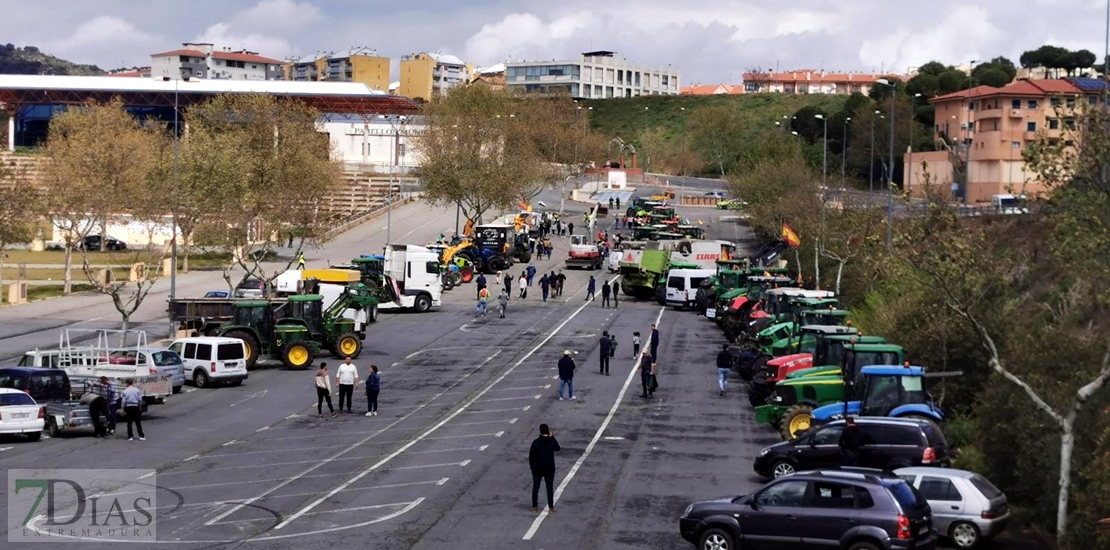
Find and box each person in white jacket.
[314,363,336,418]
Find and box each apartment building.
[285,48,390,92]
[908,78,1107,203]
[151,43,283,80]
[681,84,741,95]
[505,51,680,99]
[397,52,472,102]
[742,69,889,95]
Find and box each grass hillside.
[582,93,848,142]
[0,44,104,75]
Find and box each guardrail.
[323,192,423,240]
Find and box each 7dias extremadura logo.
[8,469,157,543]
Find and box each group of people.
[312,356,382,417]
[555,324,660,401]
[81,377,148,441]
[584,276,619,308]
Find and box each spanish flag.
[782,223,801,248]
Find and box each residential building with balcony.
[907,78,1107,203]
[397,52,472,102]
[151,43,283,80]
[285,48,390,92]
[741,69,891,95]
[505,51,680,99]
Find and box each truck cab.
[381,244,442,313]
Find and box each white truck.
[380,244,443,312]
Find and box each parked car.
[105,348,185,394]
[234,278,267,299]
[680,469,937,550]
[896,467,1009,549]
[0,388,44,441]
[0,367,72,403]
[203,290,231,299]
[754,417,950,479]
[81,235,127,251]
[169,337,248,388]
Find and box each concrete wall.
[399,55,435,102]
[349,56,390,92]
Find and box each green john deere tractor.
[220,289,378,370]
[754,342,905,440]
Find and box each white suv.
[169,337,249,388]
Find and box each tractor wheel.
[367,303,379,323]
[442,274,455,291]
[748,386,771,407]
[780,405,815,440]
[654,284,666,305]
[518,251,532,263]
[448,271,462,286]
[281,340,315,370]
[334,332,363,359]
[460,267,474,283]
[223,330,260,370]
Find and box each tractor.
[754,342,905,440]
[219,289,377,370]
[808,365,949,431]
[744,325,859,400]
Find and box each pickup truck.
[0,367,141,437]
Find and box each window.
[218,343,246,360]
[1065,140,1075,147]
[1048,118,1059,130]
[195,343,212,361]
[1028,99,1038,109]
[0,392,34,406]
[1066,97,1076,108]
[1090,95,1099,105]
[150,351,182,367]
[756,480,808,507]
[812,425,843,446]
[1027,121,1037,132]
[1011,99,1021,109]
[969,475,1004,499]
[808,482,858,509]
[1064,118,1076,130]
[668,276,685,291]
[969,101,975,110]
[919,476,962,501]
[883,425,924,446]
[1051,97,1061,107]
[183,342,197,360]
[886,480,927,510]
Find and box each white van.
[665,268,716,309]
[169,337,249,388]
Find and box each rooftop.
[582,51,616,57]
[931,79,1086,102]
[152,48,283,65]
[426,52,465,66]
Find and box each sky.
[2,0,1109,84]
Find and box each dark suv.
[754,417,950,479]
[680,469,937,550]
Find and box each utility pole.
[869,110,879,192]
[841,117,851,188]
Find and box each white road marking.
[473,394,542,403]
[484,385,550,392]
[509,418,519,424]
[255,426,270,432]
[524,304,663,540]
[202,350,502,527]
[460,406,530,415]
[479,445,489,451]
[274,289,606,530]
[138,472,155,480]
[229,390,268,407]
[182,388,197,393]
[0,446,13,452]
[210,500,418,525]
[407,446,485,456]
[220,439,238,447]
[387,461,470,471]
[495,431,505,437]
[436,477,449,485]
[602,436,626,441]
[183,454,200,462]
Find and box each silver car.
[896,467,1010,549]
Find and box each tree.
[744,66,773,92]
[917,61,948,76]
[868,76,903,101]
[184,94,341,290]
[788,106,828,145]
[42,98,165,328]
[0,165,36,290]
[973,56,1018,82]
[413,86,544,223]
[819,197,883,293]
[937,68,972,95]
[907,72,940,98]
[686,105,745,176]
[975,67,1011,88]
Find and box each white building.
[151,43,284,80]
[505,51,680,99]
[320,115,425,173]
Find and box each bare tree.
[0,164,36,289]
[743,65,773,92]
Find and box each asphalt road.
[0,195,980,549]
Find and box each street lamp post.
[643,106,649,177]
[815,114,828,187]
[876,78,896,251]
[165,76,190,338]
[869,110,880,192]
[841,117,851,187]
[906,93,922,194]
[382,115,408,246]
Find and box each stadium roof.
[0,74,418,115]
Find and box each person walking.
[557,350,576,401]
[611,281,620,308]
[526,264,537,286]
[498,288,509,318]
[650,324,661,362]
[632,331,642,359]
[556,271,566,296]
[568,222,575,236]
[586,276,596,301]
[121,378,145,441]
[600,280,611,308]
[518,272,528,299]
[297,252,306,270]
[314,363,336,418]
[336,357,359,413]
[540,273,550,302]
[638,350,655,399]
[608,197,614,210]
[364,365,381,417]
[504,272,512,296]
[475,286,490,317]
[598,332,612,375]
[476,273,487,300]
[716,344,733,396]
[529,423,561,513]
[839,416,868,466]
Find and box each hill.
[582,93,848,143]
[0,44,104,76]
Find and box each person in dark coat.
[611,281,620,308]
[557,350,576,400]
[475,273,487,300]
[529,423,561,513]
[600,280,611,308]
[650,324,661,362]
[79,391,110,438]
[716,344,733,396]
[556,271,566,296]
[586,276,596,301]
[839,416,868,466]
[598,331,612,375]
[638,349,655,398]
[540,274,551,302]
[504,273,512,296]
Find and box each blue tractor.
[810,365,946,426]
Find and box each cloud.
[42,15,158,65]
[463,12,594,64]
[192,0,326,59]
[859,6,1005,73]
